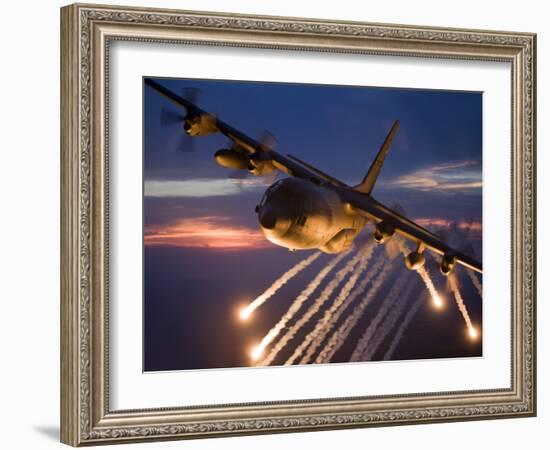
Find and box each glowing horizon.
[144,216,271,250]
[414,217,482,233]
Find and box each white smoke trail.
[360,280,418,361]
[315,260,393,364]
[448,273,477,338]
[350,270,410,361]
[383,294,424,361]
[250,251,349,363]
[384,236,403,260]
[395,237,443,309]
[297,253,386,365]
[396,238,410,255]
[416,266,443,309]
[239,252,321,320]
[257,244,370,366]
[467,269,483,298]
[285,243,376,365]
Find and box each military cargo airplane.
[145,78,482,275]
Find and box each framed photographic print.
[60,3,536,446]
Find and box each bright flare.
[417,266,444,309]
[239,307,252,321]
[239,252,321,322]
[448,274,477,338]
[250,345,264,361]
[432,294,443,309]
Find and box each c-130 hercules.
[145,79,482,276]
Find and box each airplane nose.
[258,206,291,235]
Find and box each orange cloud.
[414,218,482,233]
[144,216,272,250]
[386,160,482,193]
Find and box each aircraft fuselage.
[256,178,367,253]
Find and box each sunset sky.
[143,77,482,371]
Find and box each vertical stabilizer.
[354,120,400,194]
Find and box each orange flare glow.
[250,345,263,361]
[239,307,252,321]
[417,266,444,310]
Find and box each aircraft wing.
[392,218,482,273]
[349,194,482,273]
[144,78,348,185]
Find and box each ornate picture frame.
[60,3,536,446]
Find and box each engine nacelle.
[373,221,395,244]
[440,254,457,276]
[249,160,276,177]
[405,251,426,271]
[184,113,218,136]
[214,149,249,170]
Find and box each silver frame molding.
[60,3,536,446]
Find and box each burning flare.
[417,266,443,309]
[448,273,478,339]
[239,252,321,320]
[250,345,264,361]
[396,239,442,308]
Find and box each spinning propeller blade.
[182,87,200,105]
[177,135,194,153]
[160,107,184,128]
[159,107,195,152]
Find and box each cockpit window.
[267,180,283,194]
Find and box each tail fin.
[354,120,400,194]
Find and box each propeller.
[159,106,194,153]
[226,130,280,187]
[160,107,184,127]
[182,87,200,105]
[176,135,194,153]
[254,130,279,185]
[260,130,278,150]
